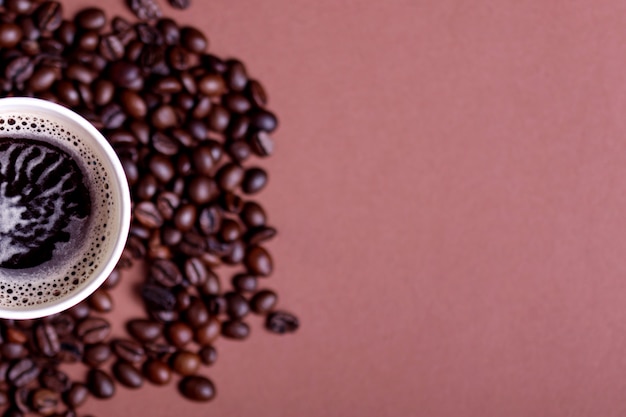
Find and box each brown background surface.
[53,0,626,416]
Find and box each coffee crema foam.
[0,114,116,308]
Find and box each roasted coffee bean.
[6,56,33,83]
[0,343,27,359]
[111,339,145,363]
[64,383,88,409]
[180,26,206,53]
[34,323,60,357]
[49,315,75,338]
[150,309,178,323]
[222,239,245,264]
[173,287,191,311]
[57,338,84,363]
[28,67,57,93]
[108,60,141,88]
[144,342,175,357]
[87,289,113,313]
[178,232,206,256]
[250,109,278,133]
[17,16,39,41]
[221,320,249,340]
[150,132,179,156]
[179,375,215,402]
[246,226,277,245]
[198,205,222,235]
[202,53,227,73]
[219,219,242,242]
[151,104,177,129]
[170,351,200,376]
[8,359,39,387]
[221,192,243,214]
[183,257,207,286]
[77,30,99,51]
[226,140,251,162]
[162,227,182,247]
[240,202,266,228]
[12,386,29,413]
[40,368,70,393]
[250,290,278,314]
[224,93,251,114]
[186,119,207,141]
[167,45,190,70]
[194,318,220,346]
[199,271,221,296]
[142,284,177,311]
[206,235,232,257]
[5,327,26,344]
[97,34,123,62]
[232,274,258,293]
[187,176,217,205]
[207,105,230,132]
[100,103,126,129]
[149,154,175,183]
[245,246,273,276]
[173,204,197,231]
[92,79,114,106]
[191,145,215,176]
[55,20,75,45]
[192,96,211,119]
[198,345,217,366]
[127,0,162,21]
[117,89,147,119]
[225,59,248,91]
[75,318,110,344]
[30,388,58,416]
[0,23,22,48]
[242,167,268,194]
[165,322,193,348]
[83,343,111,367]
[75,8,106,30]
[246,79,268,107]
[127,319,162,342]
[184,297,209,328]
[225,292,249,319]
[155,193,180,223]
[216,163,244,191]
[248,131,274,157]
[266,311,299,334]
[156,18,180,44]
[34,1,62,32]
[168,0,190,9]
[134,201,164,228]
[150,259,182,287]
[143,359,170,385]
[87,369,115,399]
[135,22,162,44]
[136,173,158,200]
[153,75,182,94]
[112,361,143,388]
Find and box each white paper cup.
[0,97,130,319]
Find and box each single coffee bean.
[134,201,164,228]
[150,259,182,287]
[87,289,113,313]
[170,351,200,376]
[184,297,209,328]
[224,93,251,114]
[143,359,170,385]
[75,8,106,30]
[198,271,221,296]
[58,338,84,363]
[108,60,141,88]
[194,318,220,346]
[246,226,278,245]
[198,345,217,366]
[17,16,39,41]
[30,388,58,416]
[242,167,268,194]
[167,45,190,70]
[119,89,147,118]
[136,174,158,201]
[226,140,251,162]
[7,358,39,387]
[168,0,190,10]
[162,227,182,246]
[77,30,99,51]
[223,240,245,265]
[207,105,230,132]
[250,290,278,314]
[225,59,248,91]
[266,311,299,334]
[244,246,273,276]
[149,154,175,183]
[157,18,180,44]
[221,320,249,340]
[34,1,62,32]
[219,219,242,242]
[0,23,22,48]
[40,368,70,393]
[197,73,225,96]
[83,343,111,367]
[178,232,207,257]
[34,322,60,357]
[179,376,215,402]
[191,145,215,176]
[127,319,162,343]
[240,201,266,228]
[150,131,179,156]
[150,309,178,323]
[246,79,268,107]
[216,163,244,191]
[0,343,27,359]
[87,369,115,399]
[49,315,75,337]
[221,192,244,214]
[75,318,111,344]
[174,287,191,311]
[173,204,197,231]
[6,56,34,84]
[192,96,211,119]
[183,257,207,286]
[180,26,206,53]
[5,327,27,344]
[142,284,177,311]
[112,361,143,388]
[111,339,145,364]
[250,109,278,133]
[127,0,162,21]
[232,274,258,293]
[225,292,249,319]
[248,131,274,157]
[198,205,222,235]
[187,176,217,205]
[186,119,207,141]
[6,0,32,14]
[92,79,115,106]
[64,383,88,409]
[151,104,177,129]
[156,192,180,221]
[165,322,193,348]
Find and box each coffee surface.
[0,137,91,269]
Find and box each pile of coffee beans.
[0,0,298,415]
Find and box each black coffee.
[0,137,91,269]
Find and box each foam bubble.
[0,114,118,307]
